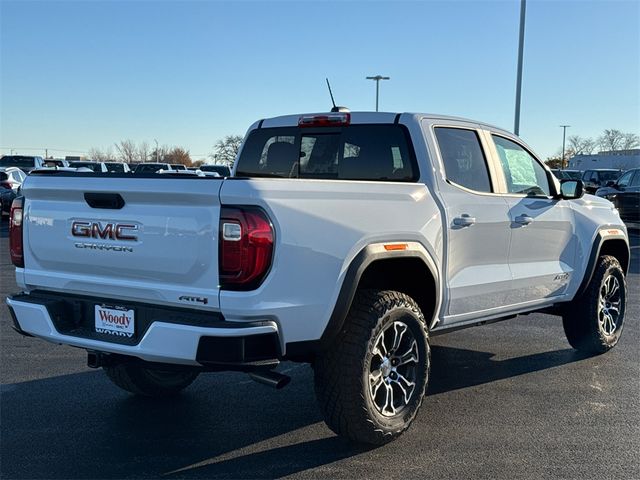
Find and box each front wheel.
[104,363,199,397]
[314,290,430,445]
[563,255,627,354]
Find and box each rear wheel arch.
[320,243,440,350]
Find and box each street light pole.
[154,139,159,163]
[514,0,527,135]
[366,75,390,112]
[560,125,570,169]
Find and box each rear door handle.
[453,214,476,227]
[515,214,533,225]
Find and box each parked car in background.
[551,169,582,181]
[104,162,131,173]
[42,159,69,168]
[199,164,231,176]
[134,163,172,174]
[0,167,26,215]
[68,161,109,173]
[171,164,187,171]
[0,155,45,172]
[582,169,621,194]
[596,168,640,228]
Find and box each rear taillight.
[219,206,273,290]
[9,197,24,268]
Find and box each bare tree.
[545,157,563,169]
[568,135,585,155]
[138,141,151,163]
[598,129,624,152]
[211,135,243,166]
[581,138,597,154]
[150,145,170,163]
[88,147,115,161]
[114,139,138,163]
[621,132,640,151]
[164,147,192,166]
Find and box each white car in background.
[0,166,26,215]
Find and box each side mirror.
[559,179,584,199]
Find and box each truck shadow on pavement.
[0,344,591,479]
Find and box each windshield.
[135,164,167,173]
[106,163,126,172]
[0,156,35,168]
[200,165,231,176]
[70,162,100,172]
[236,124,417,181]
[43,160,65,167]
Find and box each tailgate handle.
[84,192,125,210]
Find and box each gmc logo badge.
[71,221,138,241]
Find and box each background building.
[568,149,640,171]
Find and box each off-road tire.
[104,363,199,397]
[314,290,430,445]
[563,255,627,354]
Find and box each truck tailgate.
[20,174,223,310]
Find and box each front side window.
[434,127,492,193]
[492,135,550,196]
[630,171,640,187]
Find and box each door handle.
[453,214,476,227]
[515,214,533,225]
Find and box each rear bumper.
[6,293,280,368]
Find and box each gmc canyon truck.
[7,112,630,445]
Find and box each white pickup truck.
[7,111,630,444]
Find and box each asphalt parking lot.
[1,219,638,480]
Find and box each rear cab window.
[235,124,418,181]
[0,156,36,169]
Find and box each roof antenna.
[326,78,349,113]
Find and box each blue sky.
[1,0,638,161]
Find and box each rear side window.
[235,125,417,181]
[434,127,492,193]
[631,171,640,187]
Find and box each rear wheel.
[563,255,627,354]
[314,290,430,445]
[104,363,199,397]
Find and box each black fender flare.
[319,242,440,350]
[575,229,629,298]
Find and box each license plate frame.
[94,304,135,338]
